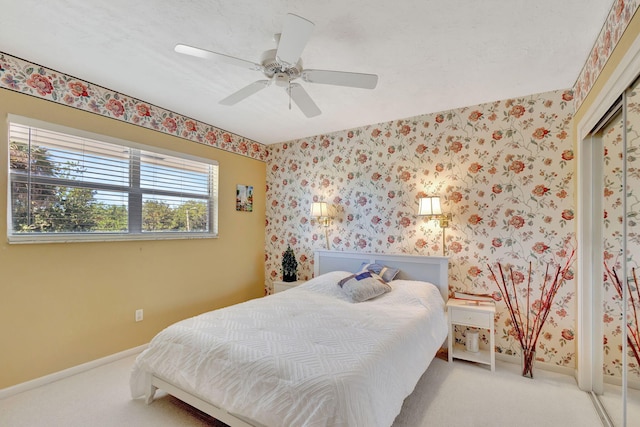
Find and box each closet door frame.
[577,125,605,393]
[576,28,640,393]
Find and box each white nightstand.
[273,280,305,293]
[446,299,495,372]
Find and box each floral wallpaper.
[574,0,640,110]
[0,52,267,161]
[601,84,640,382]
[266,89,577,368]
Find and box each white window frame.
[7,115,218,243]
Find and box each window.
[8,116,218,243]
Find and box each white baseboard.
[0,344,148,400]
[603,373,640,390]
[495,353,575,377]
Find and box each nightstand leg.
[490,324,495,372]
[448,322,453,363]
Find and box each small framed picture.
[236,184,253,212]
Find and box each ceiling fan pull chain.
[288,81,292,110]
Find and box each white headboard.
[314,250,449,301]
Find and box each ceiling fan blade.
[276,14,314,67]
[175,44,264,72]
[301,69,379,89]
[219,80,270,105]
[287,83,321,118]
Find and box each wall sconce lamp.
[310,202,332,249]
[418,196,452,256]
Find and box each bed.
[130,250,448,427]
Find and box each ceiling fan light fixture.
[274,72,290,87]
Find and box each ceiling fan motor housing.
[261,49,302,82]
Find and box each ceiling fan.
[174,13,378,118]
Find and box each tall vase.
[521,347,536,378]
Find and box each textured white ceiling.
[0,1,613,145]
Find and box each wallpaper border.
[574,0,640,110]
[0,52,268,162]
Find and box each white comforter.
[130,271,447,427]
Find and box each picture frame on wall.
[236,184,253,212]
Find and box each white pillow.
[338,271,391,302]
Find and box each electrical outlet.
[135,309,143,322]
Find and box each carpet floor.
[0,353,602,427]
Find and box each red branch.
[510,266,526,345]
[488,264,524,348]
[488,250,575,377]
[526,262,531,351]
[603,263,640,369]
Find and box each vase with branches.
[487,250,575,378]
[603,263,640,370]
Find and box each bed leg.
[144,373,157,404]
[145,385,157,404]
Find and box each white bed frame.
[144,251,449,426]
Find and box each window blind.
[8,116,218,242]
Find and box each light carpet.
[0,353,602,427]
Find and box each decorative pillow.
[359,262,400,283]
[338,271,391,302]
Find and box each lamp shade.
[418,196,442,216]
[310,202,329,217]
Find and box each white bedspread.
[130,271,447,427]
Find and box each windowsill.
[7,232,219,244]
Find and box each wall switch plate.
[135,309,143,322]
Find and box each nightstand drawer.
[449,309,492,328]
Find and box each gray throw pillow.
[338,271,391,302]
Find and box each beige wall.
[0,89,266,389]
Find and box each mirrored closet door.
[592,77,640,427]
[622,78,640,425]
